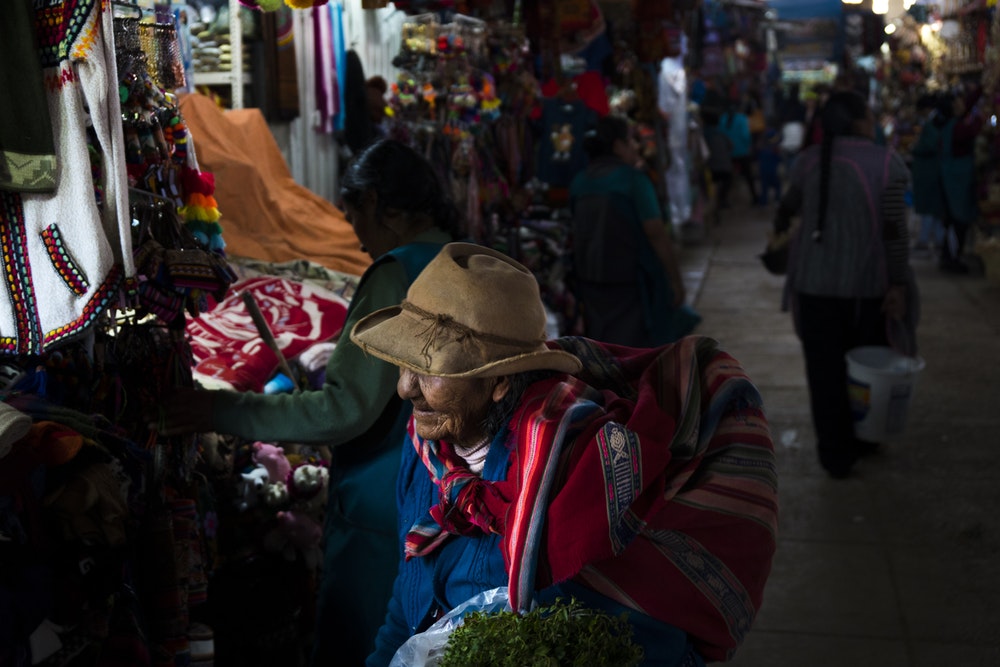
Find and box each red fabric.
[404,435,514,560]
[503,337,777,661]
[540,72,610,117]
[186,275,348,392]
[573,71,609,116]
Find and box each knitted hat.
[351,243,582,378]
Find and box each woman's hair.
[815,90,870,241]
[339,139,463,239]
[582,115,630,160]
[480,370,557,439]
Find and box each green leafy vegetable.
[439,597,643,666]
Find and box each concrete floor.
[676,201,1000,666]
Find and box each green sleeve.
[209,261,407,445]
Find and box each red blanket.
[507,336,777,661]
[187,275,348,392]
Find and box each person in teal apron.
[158,139,461,665]
[938,87,985,273]
[569,115,699,347]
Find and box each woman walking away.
[719,101,759,206]
[771,91,916,479]
[938,86,985,273]
[703,108,734,222]
[909,93,947,255]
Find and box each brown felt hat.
[350,243,582,378]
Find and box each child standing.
[757,127,782,206]
[702,110,733,223]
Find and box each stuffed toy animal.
[236,465,269,512]
[263,510,323,570]
[253,441,290,480]
[252,442,291,506]
[288,463,328,512]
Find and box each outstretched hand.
[149,388,216,436]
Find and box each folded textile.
[187,275,348,392]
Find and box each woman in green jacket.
[158,139,461,665]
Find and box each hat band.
[402,299,542,363]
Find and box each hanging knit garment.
[0,0,134,354]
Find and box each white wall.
[271,2,404,203]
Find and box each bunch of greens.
[438,597,643,666]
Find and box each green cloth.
[0,0,57,193]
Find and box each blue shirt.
[719,112,752,158]
[366,426,706,667]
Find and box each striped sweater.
[776,137,910,299]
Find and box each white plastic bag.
[389,587,514,667]
[780,121,805,153]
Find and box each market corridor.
[678,204,1000,666]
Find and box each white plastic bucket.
[845,346,926,442]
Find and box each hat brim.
[351,305,583,378]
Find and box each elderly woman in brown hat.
[352,243,778,667]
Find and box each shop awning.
[721,0,768,9]
[767,0,842,20]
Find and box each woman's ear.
[491,376,512,403]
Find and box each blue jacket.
[720,112,752,158]
[366,430,510,667]
[366,428,705,667]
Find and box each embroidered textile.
[0,0,133,354]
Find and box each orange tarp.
[179,93,371,277]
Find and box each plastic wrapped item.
[389,587,515,667]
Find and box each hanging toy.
[394,76,418,108]
[551,124,575,161]
[422,82,437,112]
[179,167,225,252]
[478,75,501,121]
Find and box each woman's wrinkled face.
[397,368,510,445]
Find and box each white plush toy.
[236,465,270,512]
[289,463,329,512]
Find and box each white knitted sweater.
[0,0,133,354]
